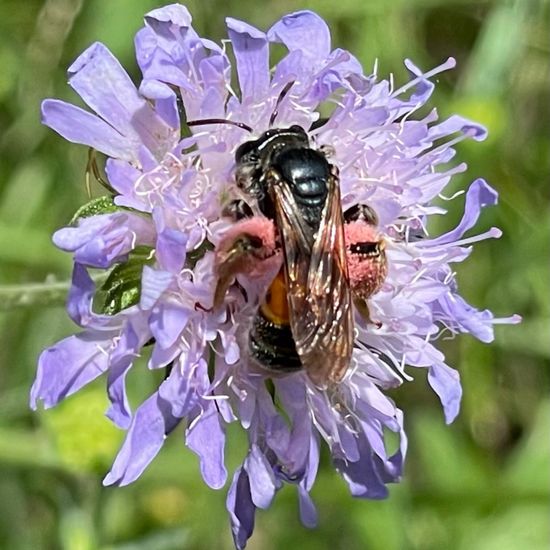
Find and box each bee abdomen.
[249,311,302,372]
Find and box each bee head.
[235,126,309,165]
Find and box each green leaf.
[0,224,70,270]
[458,505,550,550]
[101,528,190,550]
[42,386,123,474]
[60,509,98,550]
[185,239,214,268]
[503,400,550,494]
[97,246,154,315]
[0,426,62,471]
[411,411,492,494]
[0,159,52,227]
[70,196,119,225]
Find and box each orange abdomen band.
[260,269,290,325]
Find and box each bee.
[189,114,387,387]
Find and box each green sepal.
[95,246,155,315]
[186,239,214,268]
[70,196,119,225]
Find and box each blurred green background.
[0,0,548,549]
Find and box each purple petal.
[139,79,180,129]
[298,483,318,528]
[226,468,256,550]
[428,363,462,424]
[150,303,191,349]
[304,431,321,489]
[41,99,136,162]
[334,433,389,499]
[30,331,114,409]
[384,409,407,481]
[236,387,257,430]
[428,114,487,142]
[66,263,124,330]
[105,358,133,430]
[353,349,402,390]
[186,401,227,489]
[244,445,276,509]
[218,329,240,365]
[139,7,230,122]
[140,266,174,310]
[419,179,498,247]
[53,212,155,268]
[198,54,230,112]
[157,359,198,416]
[67,42,176,160]
[68,42,142,133]
[153,208,188,273]
[402,58,436,107]
[307,49,366,100]
[268,11,331,65]
[147,341,182,370]
[435,292,496,343]
[106,317,150,429]
[361,414,406,484]
[392,57,456,111]
[135,27,193,91]
[105,159,148,211]
[251,391,290,460]
[358,417,387,463]
[145,4,193,27]
[66,262,95,326]
[264,382,312,476]
[352,376,401,423]
[226,18,269,101]
[103,369,184,486]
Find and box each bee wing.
[272,174,354,387]
[270,179,313,300]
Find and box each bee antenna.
[187,118,253,133]
[309,117,329,132]
[269,80,295,127]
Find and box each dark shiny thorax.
[235,126,330,231]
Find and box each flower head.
[31,5,520,548]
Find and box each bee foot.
[214,217,282,307]
[353,298,382,328]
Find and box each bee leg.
[214,217,280,307]
[344,204,379,225]
[222,199,254,221]
[353,298,382,328]
[319,144,335,158]
[344,219,388,327]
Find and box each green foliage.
[98,246,155,315]
[0,1,548,549]
[70,196,119,225]
[42,386,123,474]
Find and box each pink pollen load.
[221,217,278,255]
[344,221,387,298]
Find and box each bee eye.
[235,141,258,162]
[289,124,305,134]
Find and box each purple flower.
[31,5,520,549]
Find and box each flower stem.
[0,274,107,311]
